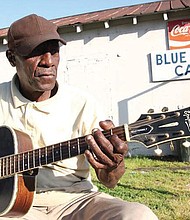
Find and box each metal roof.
[0,0,190,38]
[52,0,190,27]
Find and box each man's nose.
[40,52,53,66]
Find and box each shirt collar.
[11,74,30,108]
[11,74,60,114]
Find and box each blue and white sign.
[150,48,190,82]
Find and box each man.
[0,14,158,219]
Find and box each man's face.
[14,40,60,100]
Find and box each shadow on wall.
[117,74,180,157]
[118,82,171,125]
[118,53,180,125]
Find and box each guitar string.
[0,126,126,178]
[128,113,179,129]
[1,112,179,178]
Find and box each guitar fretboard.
[0,125,126,179]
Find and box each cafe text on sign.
[150,48,190,82]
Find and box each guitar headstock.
[128,107,190,148]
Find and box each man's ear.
[6,50,16,67]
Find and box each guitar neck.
[0,125,127,179]
[2,105,189,179]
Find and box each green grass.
[91,157,190,220]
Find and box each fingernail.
[86,135,92,140]
[92,128,98,134]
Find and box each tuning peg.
[147,108,154,113]
[170,141,175,151]
[162,107,169,112]
[154,146,162,156]
[182,140,190,148]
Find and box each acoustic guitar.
[0,107,190,217]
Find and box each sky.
[0,0,157,29]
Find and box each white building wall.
[59,18,189,125]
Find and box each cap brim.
[15,33,66,56]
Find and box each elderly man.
[0,14,158,220]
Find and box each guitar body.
[0,126,36,217]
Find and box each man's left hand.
[85,120,128,188]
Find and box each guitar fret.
[1,158,3,177]
[0,158,2,177]
[8,156,11,175]
[68,140,71,158]
[45,147,48,164]
[11,156,14,175]
[60,142,69,159]
[53,144,61,162]
[6,157,8,176]
[20,153,23,172]
[0,159,1,177]
[77,139,80,155]
[24,152,28,170]
[3,158,5,177]
[19,154,21,172]
[2,157,5,177]
[20,153,24,172]
[45,147,47,163]
[18,154,20,172]
[45,148,48,164]
[18,154,21,172]
[40,148,47,166]
[3,158,7,176]
[39,148,42,166]
[23,153,25,171]
[47,146,53,164]
[1,158,4,177]
[35,149,40,167]
[46,147,50,164]
[44,147,47,164]
[2,158,4,177]
[39,149,42,166]
[14,155,17,174]
[5,157,8,177]
[6,157,9,176]
[59,143,63,160]
[70,139,78,157]
[51,145,55,162]
[27,152,30,169]
[38,148,41,166]
[10,155,14,175]
[79,137,87,154]
[28,151,34,169]
[14,155,17,173]
[4,157,6,176]
[32,150,35,168]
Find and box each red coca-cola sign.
[168,19,190,50]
